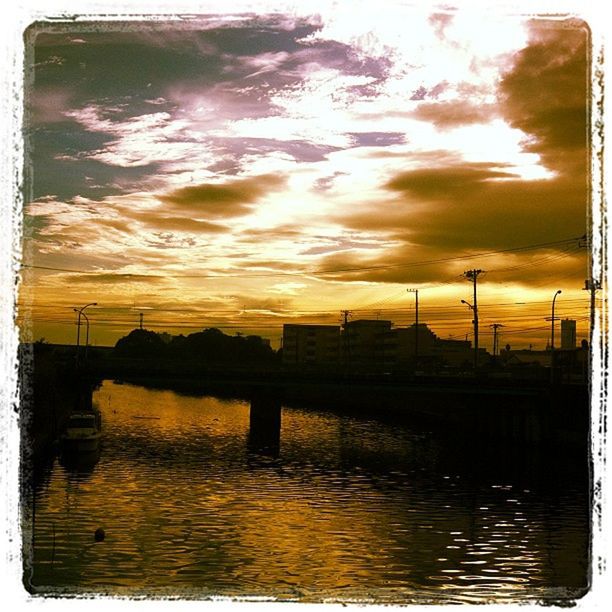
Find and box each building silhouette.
[561,319,577,350]
[282,321,481,372]
[342,319,393,371]
[282,324,340,365]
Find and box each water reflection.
[27,381,589,603]
[59,448,100,475]
[248,393,282,458]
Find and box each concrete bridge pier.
[248,390,282,458]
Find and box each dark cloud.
[348,132,406,147]
[27,18,391,202]
[410,81,449,101]
[313,240,585,287]
[349,168,586,251]
[410,86,428,101]
[499,20,589,174]
[314,249,461,284]
[29,21,320,101]
[29,19,387,117]
[334,156,586,285]
[385,163,519,200]
[313,171,348,192]
[158,174,286,218]
[111,200,229,234]
[28,126,162,200]
[411,101,496,129]
[211,137,341,165]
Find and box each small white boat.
[61,411,102,453]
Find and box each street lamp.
[550,290,562,350]
[81,310,91,358]
[75,302,97,364]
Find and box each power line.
[20,235,584,279]
[16,296,590,314]
[315,237,582,275]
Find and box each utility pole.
[342,310,350,326]
[407,289,419,368]
[342,310,351,370]
[463,269,483,370]
[139,312,144,330]
[584,278,601,384]
[490,323,504,356]
[584,278,601,343]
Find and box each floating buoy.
[94,527,105,542]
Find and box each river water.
[26,380,590,603]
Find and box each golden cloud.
[157,173,287,218]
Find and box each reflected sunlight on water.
[28,381,589,603]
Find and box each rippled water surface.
[28,381,590,602]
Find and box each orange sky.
[18,7,593,350]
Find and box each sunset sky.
[19,6,592,350]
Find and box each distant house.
[282,324,340,365]
[500,349,551,368]
[499,344,588,382]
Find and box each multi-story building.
[561,319,577,350]
[395,324,437,364]
[342,319,393,371]
[283,321,483,372]
[282,324,340,365]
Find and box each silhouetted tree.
[114,329,167,359]
[173,328,276,363]
[114,327,277,364]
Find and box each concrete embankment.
[19,344,96,464]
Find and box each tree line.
[113,328,279,364]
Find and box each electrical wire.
[20,235,584,279]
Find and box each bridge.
[20,343,590,467]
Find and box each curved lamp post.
[80,310,90,358]
[75,302,97,364]
[551,290,562,350]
